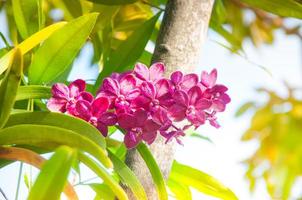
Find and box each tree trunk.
[125,0,214,199]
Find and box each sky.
[0,9,301,200]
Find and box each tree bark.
[125,0,214,199]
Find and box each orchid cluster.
[47,63,230,149]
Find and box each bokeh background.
[0,6,301,200]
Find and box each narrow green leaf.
[90,183,115,200]
[16,85,51,101]
[0,48,22,128]
[235,102,255,117]
[12,0,40,39]
[137,143,168,200]
[27,146,76,200]
[109,150,147,200]
[78,152,128,200]
[0,124,112,168]
[86,0,137,5]
[5,112,106,148]
[170,161,238,200]
[0,22,66,75]
[28,13,99,84]
[189,133,213,143]
[240,0,302,19]
[94,13,160,91]
[167,179,192,200]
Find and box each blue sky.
[0,10,301,200]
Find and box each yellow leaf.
[0,22,66,75]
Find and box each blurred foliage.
[237,85,302,199]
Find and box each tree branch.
[125,0,215,199]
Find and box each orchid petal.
[168,104,186,121]
[188,86,202,105]
[91,97,109,118]
[173,90,188,106]
[75,100,92,121]
[134,109,148,127]
[52,83,69,99]
[140,81,156,99]
[120,74,137,95]
[155,79,170,98]
[201,69,217,88]
[47,98,67,112]
[124,131,141,149]
[118,113,137,130]
[134,63,149,80]
[195,98,211,110]
[96,123,108,137]
[98,112,117,126]
[170,71,183,85]
[79,91,94,102]
[181,73,198,91]
[142,131,157,145]
[149,62,165,81]
[69,79,86,98]
[102,78,120,96]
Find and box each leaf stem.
[141,0,165,12]
[15,162,23,200]
[0,32,10,49]
[0,187,8,200]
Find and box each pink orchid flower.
[98,74,140,112]
[168,86,211,128]
[134,62,165,82]
[133,79,173,112]
[75,97,117,136]
[118,109,160,149]
[47,79,93,115]
[170,71,199,92]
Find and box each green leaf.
[78,152,128,200]
[0,22,66,75]
[12,0,40,39]
[0,48,22,128]
[240,0,302,19]
[210,21,241,51]
[109,150,147,200]
[137,143,168,200]
[16,85,51,101]
[27,146,76,200]
[5,112,106,149]
[167,179,192,200]
[86,0,137,5]
[28,13,99,84]
[94,12,160,92]
[189,133,213,143]
[235,102,256,117]
[0,124,112,168]
[90,183,115,200]
[170,161,238,200]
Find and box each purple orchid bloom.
[134,62,165,82]
[118,109,160,149]
[168,86,211,128]
[47,79,93,115]
[170,71,199,92]
[75,97,117,136]
[98,74,140,112]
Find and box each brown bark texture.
[125,0,215,199]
